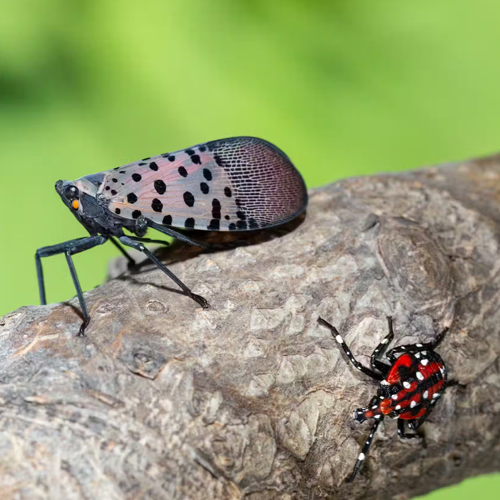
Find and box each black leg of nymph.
[386,326,449,362]
[398,419,427,448]
[348,418,382,482]
[317,318,384,381]
[370,316,394,375]
[109,237,136,268]
[35,235,108,334]
[119,236,209,309]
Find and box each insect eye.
[65,185,79,200]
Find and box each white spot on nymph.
[410,401,417,408]
[423,390,429,399]
[335,335,343,344]
[421,359,429,366]
[422,351,427,355]
[380,395,385,399]
[357,366,362,370]
[416,343,423,347]
[401,346,406,350]
[440,366,446,374]
[415,353,421,359]
[394,415,400,419]
[375,415,381,419]
[433,393,441,399]
[372,405,378,409]
[416,371,424,381]
[403,381,411,389]
[358,453,366,461]
[395,404,401,410]
[381,380,390,385]
[392,394,398,400]
[382,338,389,344]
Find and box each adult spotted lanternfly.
[36,137,307,335]
[318,316,450,482]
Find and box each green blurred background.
[0,1,499,497]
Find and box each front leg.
[317,318,384,381]
[36,235,107,335]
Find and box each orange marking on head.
[72,200,80,210]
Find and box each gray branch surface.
[2,154,500,500]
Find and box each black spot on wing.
[191,154,201,165]
[149,162,159,171]
[212,199,221,219]
[203,168,212,181]
[154,180,166,195]
[183,192,195,207]
[185,217,195,228]
[207,219,220,230]
[162,215,172,225]
[132,173,142,182]
[151,199,163,212]
[214,154,223,167]
[200,182,209,194]
[132,210,142,219]
[127,193,138,204]
[248,218,259,229]
[178,166,188,177]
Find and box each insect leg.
[370,316,394,375]
[386,326,449,362]
[398,418,427,448]
[348,418,381,482]
[128,236,171,247]
[109,237,136,268]
[119,236,209,309]
[317,318,384,380]
[65,252,90,336]
[148,221,211,249]
[36,236,107,335]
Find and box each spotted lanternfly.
[318,316,451,482]
[36,137,307,335]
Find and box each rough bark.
[1,154,500,500]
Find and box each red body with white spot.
[361,350,446,422]
[318,316,450,482]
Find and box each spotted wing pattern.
[99,137,307,231]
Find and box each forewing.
[101,137,307,231]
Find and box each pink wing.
[101,137,307,231]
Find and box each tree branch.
[1,154,500,499]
